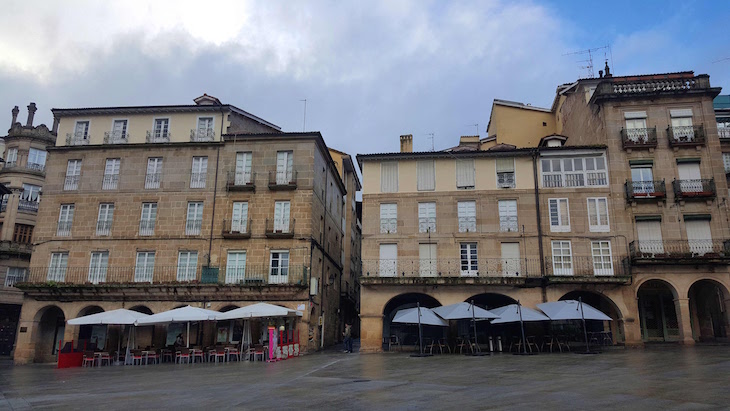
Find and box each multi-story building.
[0,104,55,356]
[357,68,729,352]
[13,95,353,363]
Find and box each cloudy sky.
[1,0,729,156]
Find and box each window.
[624,111,648,142]
[27,148,46,171]
[5,147,17,166]
[381,161,398,193]
[47,252,68,281]
[96,203,114,236]
[630,166,656,195]
[153,118,169,140]
[456,159,475,189]
[186,202,203,235]
[723,153,730,174]
[379,244,397,277]
[269,251,289,284]
[380,203,397,233]
[418,202,436,233]
[190,157,207,188]
[74,121,90,141]
[57,204,74,236]
[501,243,521,277]
[541,156,607,187]
[548,198,570,232]
[417,160,435,191]
[273,201,291,232]
[670,109,694,141]
[110,119,128,141]
[460,243,478,276]
[498,200,518,232]
[275,151,293,185]
[103,158,120,190]
[591,241,613,276]
[458,201,476,233]
[139,202,157,236]
[685,219,713,255]
[225,251,247,284]
[88,251,109,284]
[4,267,27,287]
[177,251,198,281]
[496,158,515,188]
[231,202,248,233]
[677,162,702,192]
[20,184,40,212]
[235,152,253,185]
[551,241,573,276]
[13,224,33,244]
[197,117,214,136]
[145,158,163,189]
[636,220,664,253]
[587,198,609,232]
[64,160,82,190]
[134,252,155,283]
[419,243,437,277]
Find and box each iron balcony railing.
[18,199,39,213]
[64,175,80,191]
[719,127,730,142]
[22,265,308,286]
[146,130,171,143]
[621,127,657,149]
[672,179,715,200]
[103,131,129,144]
[624,180,666,201]
[2,162,45,174]
[4,268,27,287]
[185,219,203,236]
[667,125,705,147]
[102,174,119,190]
[139,220,155,236]
[265,218,295,238]
[222,219,251,238]
[56,221,72,237]
[96,220,112,236]
[226,171,255,191]
[190,172,207,188]
[190,129,215,142]
[65,132,90,146]
[268,170,297,189]
[145,172,161,189]
[543,256,627,277]
[594,75,711,97]
[629,240,730,261]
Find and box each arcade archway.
[34,306,65,363]
[382,293,441,351]
[559,291,624,344]
[689,280,729,341]
[638,280,680,342]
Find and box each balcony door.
[419,243,437,277]
[276,151,293,184]
[501,243,521,277]
[678,162,701,192]
[685,219,712,255]
[631,166,654,195]
[637,220,664,254]
[379,244,397,277]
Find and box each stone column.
[0,191,20,241]
[674,298,695,345]
[26,103,36,127]
[622,297,644,347]
[13,317,38,364]
[10,106,18,127]
[359,314,383,353]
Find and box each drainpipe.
[320,162,329,349]
[532,150,547,302]
[206,106,224,267]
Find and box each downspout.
[532,150,547,302]
[207,106,224,266]
[320,162,329,349]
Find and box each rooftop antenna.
[467,123,479,137]
[299,99,307,131]
[426,133,435,151]
[563,45,610,78]
[712,57,730,64]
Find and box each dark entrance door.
[0,304,22,356]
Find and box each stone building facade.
[357,69,729,352]
[13,96,355,363]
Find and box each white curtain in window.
[417,160,435,191]
[636,220,663,253]
[381,162,398,192]
[456,159,475,188]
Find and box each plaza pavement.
[1,343,730,410]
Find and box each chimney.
[52,117,60,134]
[598,70,603,78]
[26,102,36,127]
[400,134,413,153]
[11,106,18,128]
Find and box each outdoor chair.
[557,335,571,352]
[227,347,241,362]
[455,337,471,354]
[191,349,205,363]
[145,351,159,364]
[176,349,191,364]
[388,335,401,352]
[131,350,145,365]
[82,351,95,367]
[161,349,174,363]
[542,335,560,353]
[98,351,111,366]
[526,336,539,353]
[209,348,225,363]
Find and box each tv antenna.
[426,133,435,151]
[563,45,611,78]
[299,99,307,131]
[712,57,730,64]
[467,123,479,137]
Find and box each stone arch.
[129,305,154,315]
[74,305,106,350]
[76,305,104,318]
[382,293,442,351]
[688,278,730,341]
[635,277,680,300]
[465,293,518,310]
[559,290,624,344]
[218,304,239,312]
[637,279,681,342]
[33,305,65,363]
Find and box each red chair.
[98,352,111,366]
[131,350,145,365]
[82,351,96,367]
[176,348,191,364]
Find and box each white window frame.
[73,120,90,141]
[109,118,129,142]
[177,251,198,281]
[380,203,397,234]
[47,252,69,282]
[153,118,170,140]
[27,148,47,171]
[551,240,573,276]
[723,153,730,174]
[5,147,17,165]
[57,204,74,236]
[456,159,476,190]
[587,197,610,232]
[275,151,294,185]
[417,160,435,191]
[670,109,695,141]
[540,155,608,188]
[134,251,155,283]
[498,199,518,232]
[102,158,120,190]
[591,241,614,276]
[418,202,436,233]
[64,159,82,191]
[496,158,516,189]
[269,250,289,284]
[145,157,163,189]
[88,251,109,284]
[4,267,27,287]
[459,242,478,277]
[458,201,477,233]
[273,201,291,233]
[235,152,253,185]
[190,156,208,188]
[380,161,398,193]
[225,251,247,284]
[186,202,204,235]
[139,202,157,236]
[548,198,570,232]
[96,203,114,236]
[231,202,249,233]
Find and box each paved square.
[2,346,730,410]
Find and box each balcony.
[544,256,628,279]
[222,219,251,239]
[64,175,80,191]
[96,220,112,236]
[268,170,297,190]
[146,130,170,143]
[145,172,161,189]
[139,220,155,236]
[362,258,542,279]
[102,174,119,190]
[190,129,215,142]
[226,171,255,191]
[4,268,27,288]
[629,240,730,264]
[103,131,129,145]
[672,179,715,201]
[18,199,39,213]
[592,74,715,103]
[190,172,207,189]
[719,127,730,142]
[621,127,657,150]
[65,132,89,146]
[625,180,666,202]
[265,218,295,238]
[0,241,32,257]
[667,125,705,147]
[185,219,202,236]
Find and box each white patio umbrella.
[392,304,448,357]
[490,303,550,355]
[215,303,303,321]
[537,299,612,353]
[68,309,150,365]
[135,305,220,348]
[433,301,499,354]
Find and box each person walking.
[343,323,353,353]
